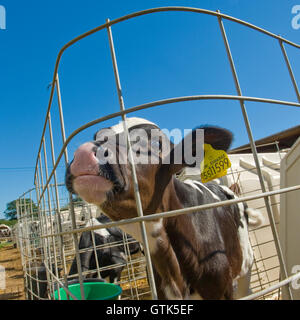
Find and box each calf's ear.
[200,126,233,152]
[163,126,233,176]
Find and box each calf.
[66,117,263,299]
[69,214,141,283]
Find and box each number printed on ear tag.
[200,144,231,183]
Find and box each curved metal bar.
[33,6,300,181]
[36,94,300,204]
[240,271,300,300]
[40,184,300,239]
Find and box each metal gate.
[15,7,300,300]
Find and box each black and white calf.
[66,117,263,299]
[69,214,141,283]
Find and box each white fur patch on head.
[110,117,159,134]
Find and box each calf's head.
[66,117,232,219]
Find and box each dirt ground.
[0,243,150,300]
[0,243,25,300]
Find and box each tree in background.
[3,199,38,220]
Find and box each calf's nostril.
[92,146,98,156]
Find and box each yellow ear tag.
[200,144,231,183]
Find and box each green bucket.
[54,281,122,300]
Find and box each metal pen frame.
[15,7,300,300]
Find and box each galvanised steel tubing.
[36,94,300,204]
[38,154,53,297]
[41,184,300,239]
[24,272,45,299]
[279,39,300,103]
[33,6,300,183]
[31,190,46,300]
[47,113,69,294]
[76,238,138,253]
[106,18,158,300]
[16,201,23,260]
[48,114,70,299]
[23,194,35,291]
[29,7,300,299]
[23,197,32,299]
[28,191,37,299]
[55,74,69,160]
[42,138,60,299]
[34,167,43,282]
[24,201,37,300]
[55,74,86,300]
[35,173,41,205]
[34,170,45,279]
[30,183,64,202]
[43,261,79,300]
[37,157,47,242]
[230,141,284,153]
[26,287,48,301]
[240,271,300,300]
[122,232,140,299]
[38,156,48,222]
[90,225,102,280]
[18,187,36,200]
[217,12,293,299]
[18,212,27,298]
[40,148,53,261]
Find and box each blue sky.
[0,0,300,218]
